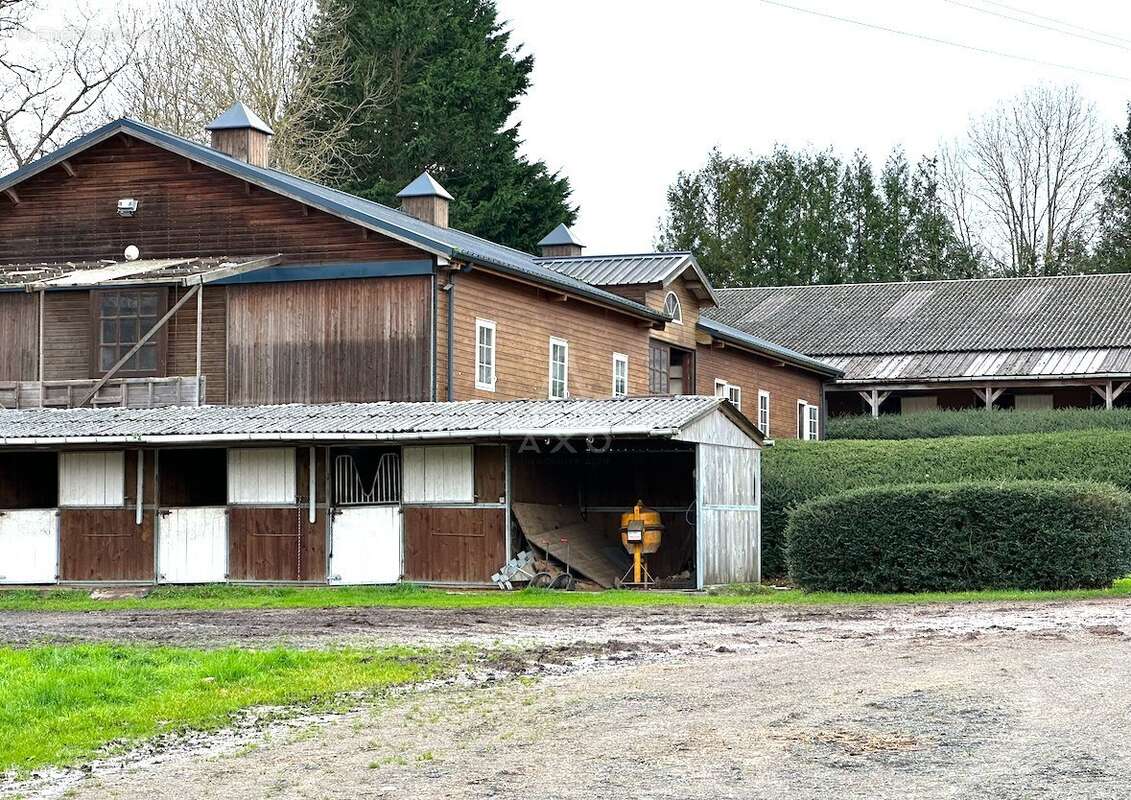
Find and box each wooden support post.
[136,449,144,526]
[80,284,200,407]
[1092,381,1129,409]
[858,389,890,417]
[195,283,204,405]
[37,290,44,381]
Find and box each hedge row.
[826,408,1131,441]
[761,429,1131,577]
[784,482,1131,592]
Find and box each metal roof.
[537,223,583,247]
[0,255,279,290]
[205,102,273,135]
[825,348,1131,384]
[537,252,719,304]
[696,317,843,377]
[0,396,757,446]
[710,273,1131,355]
[0,119,666,324]
[396,171,453,200]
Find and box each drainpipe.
[443,270,456,402]
[430,271,437,401]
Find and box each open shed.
[0,397,761,588]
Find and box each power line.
[944,0,1131,53]
[977,0,1131,47]
[759,0,1131,84]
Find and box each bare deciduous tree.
[0,3,136,170]
[122,0,386,181]
[941,85,1109,276]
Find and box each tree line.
[660,85,1131,286]
[3,0,1131,283]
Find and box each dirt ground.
[5,598,1131,799]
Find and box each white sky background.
[26,0,1131,253]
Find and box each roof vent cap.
[205,102,273,167]
[537,223,584,257]
[396,171,453,227]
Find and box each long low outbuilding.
[0,396,761,589]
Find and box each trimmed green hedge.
[784,482,1131,592]
[761,430,1131,577]
[827,408,1131,441]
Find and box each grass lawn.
[0,644,446,775]
[1,580,1129,613]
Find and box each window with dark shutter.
[648,341,670,395]
[92,289,167,376]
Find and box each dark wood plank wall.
[0,136,426,264]
[42,291,91,381]
[0,293,38,381]
[158,448,227,506]
[59,509,155,581]
[226,277,431,405]
[167,286,228,404]
[402,507,505,584]
[474,445,506,504]
[437,268,652,401]
[227,507,326,581]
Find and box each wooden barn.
[0,102,834,587]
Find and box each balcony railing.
[0,376,204,410]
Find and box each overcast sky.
[494,0,1131,253]
[27,0,1131,254]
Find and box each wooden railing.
[0,376,204,410]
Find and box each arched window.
[664,291,682,324]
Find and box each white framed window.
[758,390,771,436]
[612,353,628,397]
[663,291,683,324]
[549,337,569,400]
[713,379,741,410]
[475,318,496,391]
[797,401,820,441]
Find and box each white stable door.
[329,506,401,585]
[157,507,227,583]
[0,510,57,584]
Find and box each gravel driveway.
[4,598,1131,799]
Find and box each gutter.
[0,426,682,447]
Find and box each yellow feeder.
[619,500,664,587]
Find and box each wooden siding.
[474,445,506,504]
[59,451,125,506]
[227,506,325,581]
[42,291,91,381]
[228,448,297,504]
[59,509,155,581]
[645,278,700,352]
[0,292,38,380]
[167,286,227,404]
[0,136,426,264]
[438,269,652,401]
[226,277,431,405]
[403,445,474,503]
[696,344,823,439]
[402,507,505,584]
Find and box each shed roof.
[0,119,666,324]
[697,317,843,378]
[824,348,1131,384]
[0,255,280,290]
[0,396,760,446]
[709,274,1131,356]
[538,252,718,304]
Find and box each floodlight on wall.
[117,198,139,217]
